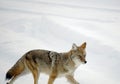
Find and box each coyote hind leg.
[26,58,40,84]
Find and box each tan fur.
[6,42,87,84]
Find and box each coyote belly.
[6,42,87,84]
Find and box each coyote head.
[71,42,87,65]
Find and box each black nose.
[84,61,87,64]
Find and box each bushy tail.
[6,59,25,80]
[6,71,13,80]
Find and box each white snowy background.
[0,0,120,84]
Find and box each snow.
[0,0,120,84]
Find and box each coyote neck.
[62,50,75,67]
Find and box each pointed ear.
[80,42,86,49]
[72,43,78,50]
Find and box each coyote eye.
[79,56,82,60]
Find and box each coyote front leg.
[48,72,57,84]
[48,62,57,84]
[48,66,57,84]
[66,74,79,84]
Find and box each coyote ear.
[80,42,86,49]
[72,43,78,50]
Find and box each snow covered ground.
[0,0,120,84]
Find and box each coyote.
[6,42,87,84]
